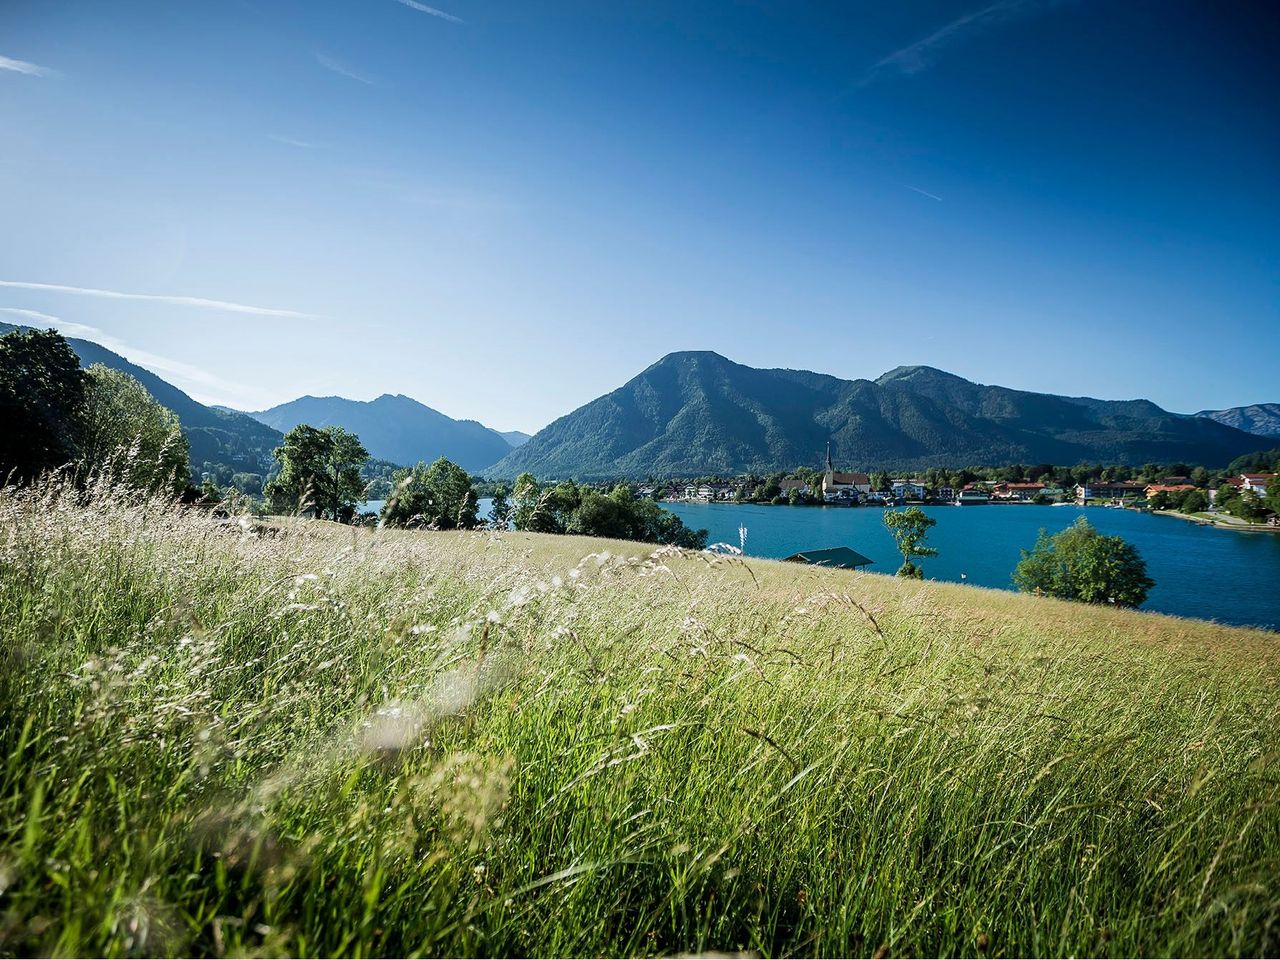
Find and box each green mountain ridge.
[4,325,1271,481]
[488,352,1273,478]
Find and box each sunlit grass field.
[2,479,1278,957]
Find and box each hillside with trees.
[0,328,191,494]
[0,320,281,480]
[489,352,1270,479]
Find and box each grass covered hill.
[489,352,1269,478]
[2,479,1278,956]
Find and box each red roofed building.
[1144,483,1197,498]
[992,482,1047,501]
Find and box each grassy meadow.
[2,478,1279,957]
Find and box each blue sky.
[1,0,1276,433]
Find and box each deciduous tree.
[883,506,938,579]
[380,458,478,529]
[78,364,190,496]
[1178,489,1208,514]
[0,328,88,481]
[1013,517,1153,607]
[489,484,513,528]
[265,424,369,521]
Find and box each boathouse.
[783,546,874,570]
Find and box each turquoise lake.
[661,501,1280,631]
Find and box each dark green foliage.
[360,458,404,500]
[380,458,479,529]
[512,475,708,548]
[0,328,89,480]
[511,473,578,534]
[488,485,512,528]
[1228,447,1280,474]
[489,353,1268,479]
[883,506,938,578]
[1178,489,1209,514]
[265,424,370,521]
[1013,518,1154,607]
[231,472,264,496]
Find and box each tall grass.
[1,476,1278,956]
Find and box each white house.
[1075,481,1145,503]
[890,479,927,500]
[1241,473,1277,496]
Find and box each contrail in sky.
[905,184,943,202]
[0,280,316,319]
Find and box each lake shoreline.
[1151,508,1280,533]
[663,500,1280,630]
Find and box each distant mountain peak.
[647,350,735,371]
[660,350,731,361]
[876,365,972,386]
[500,430,532,448]
[1195,402,1280,439]
[248,392,513,471]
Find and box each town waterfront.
[662,501,1280,630]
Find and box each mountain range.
[1194,403,1280,440]
[488,352,1274,478]
[4,322,1274,479]
[246,394,518,473]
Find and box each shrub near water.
[1,478,1278,957]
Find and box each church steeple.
[825,441,833,473]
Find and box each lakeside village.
[651,446,1280,526]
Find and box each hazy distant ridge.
[1194,403,1280,439]
[247,394,516,472]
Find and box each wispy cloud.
[862,0,1064,85]
[0,280,316,319]
[0,54,52,77]
[394,0,463,23]
[0,308,274,408]
[0,307,62,325]
[270,134,318,150]
[315,52,376,85]
[905,184,943,202]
